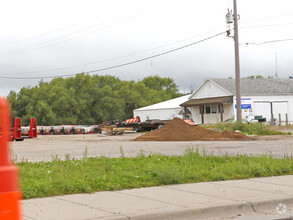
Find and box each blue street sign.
[235,104,251,109]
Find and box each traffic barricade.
[0,97,22,219]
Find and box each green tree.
[8,74,182,125]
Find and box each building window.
[212,105,217,113]
[205,105,211,114]
[204,105,221,114]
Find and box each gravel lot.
[10,132,293,162]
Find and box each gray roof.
[210,78,293,95]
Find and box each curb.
[251,197,293,213]
[106,197,293,220]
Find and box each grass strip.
[19,148,293,199]
[201,122,290,135]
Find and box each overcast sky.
[0,0,292,95]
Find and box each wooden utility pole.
[233,0,242,122]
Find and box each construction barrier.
[125,117,140,123]
[13,118,22,141]
[0,97,22,219]
[184,119,197,126]
[29,118,37,138]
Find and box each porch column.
[184,106,187,119]
[219,104,223,122]
[200,105,204,124]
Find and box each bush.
[202,122,288,135]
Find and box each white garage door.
[254,103,271,120]
[254,102,288,122]
[273,102,288,121]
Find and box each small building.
[133,95,190,122]
[180,78,293,124]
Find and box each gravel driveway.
[10,133,293,162]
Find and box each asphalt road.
[10,133,293,162]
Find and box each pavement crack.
[115,191,187,208]
[162,185,243,203]
[23,214,38,220]
[55,197,120,215]
[209,181,290,196]
[250,179,293,188]
[247,201,257,213]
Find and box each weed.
[201,122,289,135]
[50,154,60,162]
[10,148,17,163]
[65,154,71,161]
[119,146,125,158]
[137,149,146,158]
[152,165,181,184]
[18,148,293,199]
[83,146,88,160]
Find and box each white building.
[133,95,190,122]
[180,78,293,124]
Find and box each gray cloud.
[0,0,293,96]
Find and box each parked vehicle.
[116,116,169,131]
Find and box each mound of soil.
[134,118,252,141]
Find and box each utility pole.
[275,52,278,78]
[233,0,242,122]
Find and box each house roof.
[209,78,293,95]
[134,94,190,111]
[180,96,233,107]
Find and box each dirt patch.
[134,118,252,141]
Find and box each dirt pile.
[134,118,252,141]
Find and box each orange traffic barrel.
[29,118,37,138]
[0,97,22,219]
[13,118,22,140]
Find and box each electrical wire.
[241,22,293,29]
[0,0,176,57]
[5,26,226,76]
[240,12,293,25]
[0,0,139,47]
[241,38,293,46]
[0,31,226,80]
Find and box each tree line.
[7,74,182,126]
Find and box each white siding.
[190,80,231,99]
[187,79,293,124]
[190,103,234,124]
[272,102,288,122]
[254,103,271,120]
[133,108,184,122]
[190,106,200,123]
[224,103,235,121]
[233,95,293,123]
[190,95,293,124]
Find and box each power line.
[5,26,226,76]
[0,0,139,47]
[241,38,293,45]
[241,22,293,29]
[0,0,175,57]
[0,31,226,80]
[240,12,293,25]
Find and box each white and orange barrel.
[184,119,197,126]
[125,117,140,123]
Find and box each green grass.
[18,148,293,199]
[201,122,291,135]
